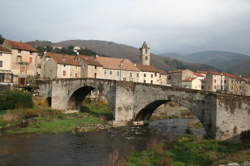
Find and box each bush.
[0,90,33,111]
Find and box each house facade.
[168,69,194,87]
[204,72,247,95]
[43,53,81,79]
[2,40,39,85]
[95,56,140,82]
[0,46,13,84]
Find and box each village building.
[42,53,81,79]
[0,46,13,84]
[181,72,205,90]
[204,72,247,95]
[2,40,39,85]
[78,55,103,79]
[136,42,168,85]
[168,69,194,87]
[95,56,140,82]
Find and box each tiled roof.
[4,40,37,52]
[182,77,197,82]
[96,56,139,71]
[79,55,102,66]
[209,72,246,81]
[193,73,205,77]
[0,46,11,53]
[46,53,81,66]
[196,71,208,74]
[168,69,183,73]
[136,64,167,74]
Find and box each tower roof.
[140,41,149,50]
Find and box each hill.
[28,40,219,72]
[162,51,250,76]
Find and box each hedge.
[0,90,33,110]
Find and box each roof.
[0,46,11,53]
[4,40,37,52]
[193,72,205,77]
[140,41,150,50]
[182,77,197,82]
[95,56,140,71]
[79,55,102,66]
[46,53,81,66]
[196,71,208,74]
[136,64,167,74]
[208,72,246,81]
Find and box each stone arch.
[134,98,208,136]
[67,86,95,110]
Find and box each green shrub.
[0,90,33,111]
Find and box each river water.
[0,119,205,166]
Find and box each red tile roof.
[4,40,37,52]
[208,71,246,81]
[136,64,167,74]
[182,77,196,82]
[0,46,11,53]
[96,56,139,71]
[193,72,205,77]
[46,53,81,66]
[168,69,183,73]
[79,55,102,66]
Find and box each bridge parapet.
[37,78,250,141]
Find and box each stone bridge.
[38,78,250,141]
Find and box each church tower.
[140,41,150,65]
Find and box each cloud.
[0,0,250,54]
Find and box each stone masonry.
[38,78,250,141]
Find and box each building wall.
[86,65,104,79]
[9,49,38,76]
[43,58,57,79]
[0,52,12,71]
[169,69,193,87]
[103,69,139,82]
[57,64,71,78]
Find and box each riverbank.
[0,102,113,135]
[124,135,250,166]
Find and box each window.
[123,78,126,81]
[94,65,97,69]
[117,71,119,76]
[214,79,216,83]
[155,73,157,76]
[224,80,226,83]
[144,73,146,77]
[63,70,66,76]
[94,73,97,78]
[64,64,66,67]
[0,61,2,67]
[144,80,146,83]
[0,52,2,56]
[145,56,148,60]
[18,49,21,53]
[110,71,112,75]
[151,80,153,84]
[30,51,33,55]
[104,70,107,75]
[17,56,22,62]
[130,73,132,77]
[75,73,78,77]
[29,57,32,64]
[137,73,139,77]
[151,74,153,78]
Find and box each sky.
[1,0,250,54]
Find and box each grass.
[0,101,112,135]
[125,135,250,166]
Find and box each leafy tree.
[0,34,5,44]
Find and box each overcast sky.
[1,0,250,54]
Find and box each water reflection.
[0,119,205,166]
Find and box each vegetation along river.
[0,119,204,166]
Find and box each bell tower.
[140,41,150,65]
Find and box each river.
[0,119,205,166]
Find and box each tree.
[0,34,5,44]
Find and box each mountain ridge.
[27,40,220,72]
